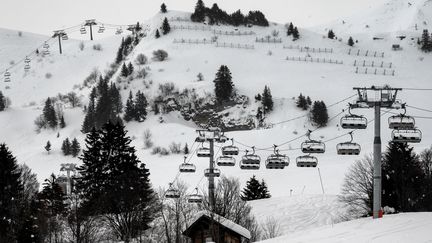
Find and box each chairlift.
[215,133,228,143]
[392,129,422,143]
[115,28,123,35]
[301,130,325,154]
[388,107,415,129]
[165,183,180,199]
[197,145,211,157]
[61,34,69,40]
[4,70,11,82]
[179,156,196,173]
[221,139,239,156]
[296,155,318,167]
[98,25,105,33]
[336,132,361,155]
[43,49,50,55]
[24,56,31,64]
[43,42,50,49]
[24,63,31,71]
[340,106,368,129]
[216,156,236,166]
[80,26,87,34]
[265,145,289,169]
[187,188,203,203]
[240,147,261,170]
[204,168,221,177]
[195,131,206,143]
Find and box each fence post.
[365,68,368,74]
[384,69,386,75]
[355,67,358,73]
[389,62,392,68]
[354,60,357,66]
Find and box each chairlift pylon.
[301,130,325,154]
[336,132,361,155]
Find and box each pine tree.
[127,62,134,76]
[94,78,111,129]
[70,138,81,157]
[421,29,431,51]
[287,22,294,36]
[183,143,189,154]
[213,65,234,101]
[39,174,67,215]
[262,85,273,112]
[382,142,425,212]
[259,179,271,199]
[292,27,300,40]
[155,29,161,39]
[43,98,57,128]
[162,17,171,35]
[328,29,335,39]
[134,91,148,122]
[160,3,167,13]
[0,91,5,111]
[296,93,308,110]
[76,122,158,241]
[61,138,71,156]
[0,144,23,242]
[59,115,66,128]
[306,96,312,106]
[82,87,97,133]
[109,83,122,118]
[124,91,136,122]
[311,101,329,127]
[241,175,262,201]
[121,63,129,77]
[348,36,354,47]
[191,0,206,22]
[115,38,124,64]
[45,141,51,154]
[231,10,245,26]
[16,199,44,243]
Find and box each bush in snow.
[92,44,102,51]
[152,49,168,61]
[151,146,162,155]
[135,53,148,66]
[45,73,52,79]
[197,72,204,81]
[143,129,153,149]
[83,69,100,87]
[136,68,148,79]
[79,41,85,51]
[260,217,282,240]
[169,142,182,154]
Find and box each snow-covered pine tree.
[134,91,148,122]
[109,83,122,116]
[259,179,271,199]
[348,36,354,47]
[287,22,294,36]
[191,0,206,22]
[310,101,329,127]
[155,29,161,39]
[162,17,171,35]
[70,138,81,157]
[115,38,125,64]
[292,27,300,40]
[328,29,335,39]
[127,62,134,76]
[43,98,57,128]
[160,3,167,13]
[296,93,308,110]
[213,65,234,102]
[421,29,431,51]
[231,10,245,26]
[124,91,136,122]
[0,143,23,242]
[306,96,312,106]
[45,141,51,154]
[241,175,262,201]
[76,122,158,241]
[61,138,71,156]
[81,87,97,133]
[121,63,129,77]
[262,85,274,112]
[59,115,66,128]
[94,78,112,129]
[183,143,189,154]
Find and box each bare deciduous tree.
[420,146,432,178]
[261,216,282,240]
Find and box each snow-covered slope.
[0,1,431,200]
[258,212,432,242]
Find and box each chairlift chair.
[80,26,87,34]
[4,70,11,82]
[340,107,367,129]
[301,131,325,154]
[336,132,361,155]
[115,28,123,35]
[265,145,289,169]
[61,34,68,40]
[392,129,422,143]
[204,168,221,177]
[165,183,180,199]
[98,25,105,33]
[24,63,31,71]
[216,156,236,166]
[43,42,50,49]
[239,148,261,170]
[221,139,239,156]
[215,134,228,143]
[195,131,206,143]
[179,156,196,173]
[296,155,318,167]
[388,108,415,129]
[187,188,203,203]
[196,145,211,157]
[24,56,31,64]
[240,160,260,170]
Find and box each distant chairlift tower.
[84,19,97,41]
[351,86,403,219]
[52,30,68,54]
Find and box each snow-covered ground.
[258,212,432,243]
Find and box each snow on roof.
[192,211,251,239]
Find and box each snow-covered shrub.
[34,115,47,133]
[143,129,153,149]
[136,69,148,79]
[260,217,282,240]
[18,31,22,37]
[92,44,102,51]
[169,142,182,154]
[197,72,204,81]
[135,53,148,65]
[267,50,273,56]
[160,148,170,156]
[271,29,279,37]
[152,49,168,61]
[79,42,85,51]
[158,82,178,97]
[151,146,162,155]
[83,68,100,87]
[45,73,52,79]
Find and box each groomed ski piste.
[1,0,432,241]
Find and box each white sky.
[0,0,386,35]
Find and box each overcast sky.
[0,0,385,35]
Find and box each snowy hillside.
[0,0,432,203]
[258,212,432,242]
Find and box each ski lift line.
[400,88,432,91]
[406,105,432,113]
[386,111,432,119]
